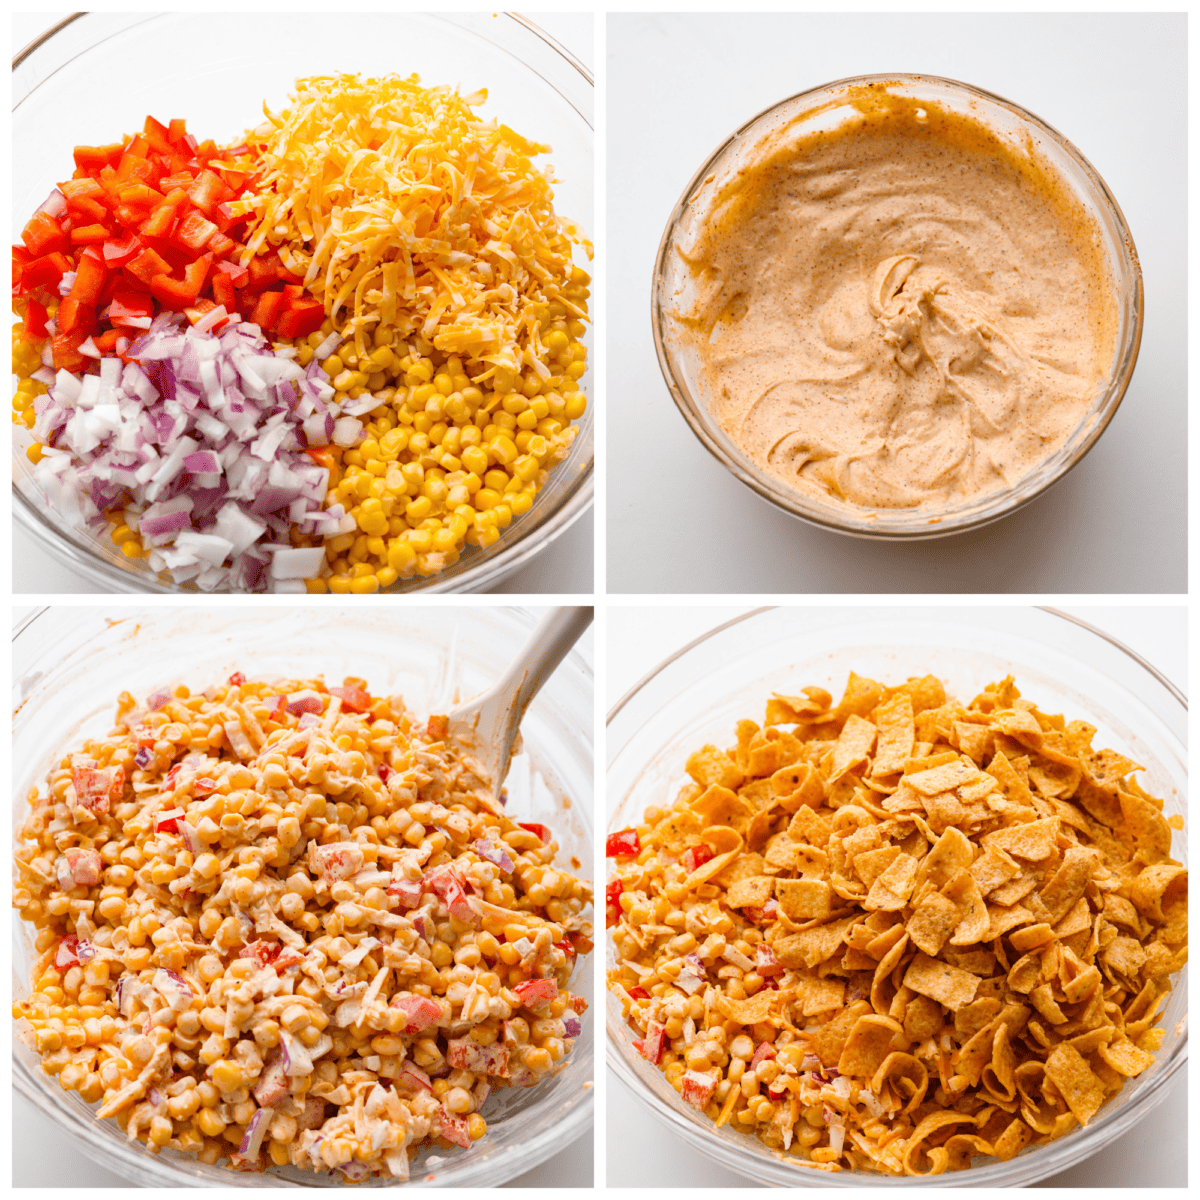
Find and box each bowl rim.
[11,10,594,594]
[650,71,1145,543]
[604,605,1187,1185]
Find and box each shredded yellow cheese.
[231,73,590,370]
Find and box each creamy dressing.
[674,86,1119,511]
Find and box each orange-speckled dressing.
[674,85,1119,510]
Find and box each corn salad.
[13,674,593,1180]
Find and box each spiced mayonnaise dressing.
[672,86,1119,511]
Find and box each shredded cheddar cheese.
[231,74,590,370]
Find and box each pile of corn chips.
[607,672,1187,1176]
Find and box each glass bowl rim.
[11,10,593,594]
[605,604,1187,1186]
[650,71,1145,543]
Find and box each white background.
[12,11,593,596]
[10,12,595,1187]
[605,603,1186,1186]
[607,12,1187,594]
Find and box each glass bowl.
[652,74,1143,542]
[606,606,1185,1186]
[13,605,594,1186]
[12,12,593,592]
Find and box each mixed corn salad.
[13,74,591,592]
[13,674,593,1179]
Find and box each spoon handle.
[491,605,593,784]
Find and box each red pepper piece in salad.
[605,828,641,857]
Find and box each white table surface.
[606,12,1187,594]
[12,11,593,597]
[605,604,1186,1186]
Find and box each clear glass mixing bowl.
[652,74,1143,541]
[12,12,593,592]
[13,606,594,1186]
[606,606,1185,1186]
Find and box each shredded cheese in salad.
[231,74,591,368]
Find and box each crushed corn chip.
[608,671,1186,1176]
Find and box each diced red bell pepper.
[184,298,228,329]
[155,808,185,834]
[18,251,72,293]
[57,298,95,336]
[328,685,372,712]
[187,168,232,215]
[92,329,123,352]
[192,138,217,161]
[69,247,108,305]
[245,250,299,292]
[149,253,212,310]
[212,200,249,233]
[137,187,188,239]
[681,1070,718,1110]
[606,878,623,929]
[52,329,89,371]
[102,232,143,268]
[56,933,83,969]
[228,672,246,686]
[682,844,715,874]
[158,171,195,193]
[61,178,106,202]
[193,777,218,797]
[743,898,780,925]
[115,203,150,228]
[275,298,325,339]
[126,246,174,284]
[606,829,641,857]
[636,1021,666,1064]
[749,1041,777,1071]
[755,943,784,977]
[12,245,31,291]
[142,115,174,155]
[568,931,594,956]
[518,822,550,844]
[106,290,154,325]
[22,211,68,256]
[250,288,285,332]
[68,196,109,223]
[627,986,651,1001]
[512,978,558,1009]
[217,258,249,288]
[70,223,111,245]
[206,231,237,260]
[114,152,158,189]
[175,209,219,252]
[168,118,188,144]
[73,142,125,172]
[23,298,49,339]
[211,272,237,312]
[117,182,165,210]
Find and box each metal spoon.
[447,606,593,789]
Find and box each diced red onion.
[238,1107,271,1159]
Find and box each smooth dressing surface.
[674,86,1119,511]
